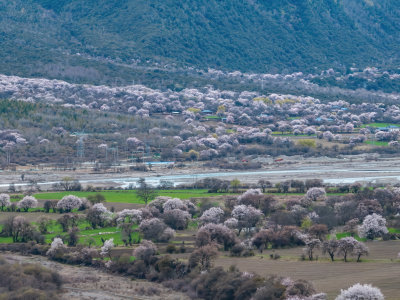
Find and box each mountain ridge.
[0,0,399,84]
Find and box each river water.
[2,165,400,190]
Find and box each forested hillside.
[0,0,399,83]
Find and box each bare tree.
[189,244,218,271]
[322,238,339,261]
[136,178,158,205]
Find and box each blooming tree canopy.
[117,209,143,224]
[335,283,384,300]
[358,213,388,240]
[305,187,327,203]
[200,207,225,224]
[17,196,38,211]
[232,205,263,234]
[100,238,114,258]
[46,237,67,258]
[56,195,82,212]
[0,193,11,210]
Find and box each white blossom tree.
[139,218,175,242]
[17,196,38,212]
[232,205,263,234]
[163,198,187,212]
[197,223,237,250]
[86,203,112,229]
[305,187,327,203]
[100,238,114,259]
[200,207,225,224]
[322,131,334,141]
[46,237,67,258]
[353,241,369,262]
[358,213,388,240]
[224,218,239,229]
[163,209,191,230]
[303,238,321,261]
[337,237,358,262]
[56,195,82,212]
[0,193,11,211]
[116,209,143,224]
[335,283,384,300]
[133,240,157,265]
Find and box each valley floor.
[2,154,400,191]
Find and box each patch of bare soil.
[0,211,62,223]
[2,253,189,300]
[215,240,400,300]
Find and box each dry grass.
[215,240,400,300]
[0,211,61,223]
[3,254,189,300]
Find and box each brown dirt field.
[0,211,62,223]
[103,202,144,211]
[215,240,400,300]
[2,253,189,300]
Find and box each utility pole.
[71,132,87,159]
[6,149,10,165]
[77,136,85,158]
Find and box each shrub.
[0,259,63,299]
[189,244,218,271]
[166,244,177,254]
[139,218,175,242]
[163,209,191,230]
[335,283,384,300]
[46,238,67,260]
[133,240,157,265]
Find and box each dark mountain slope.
[0,0,399,82]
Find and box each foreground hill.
[0,0,399,83]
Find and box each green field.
[33,189,228,203]
[364,140,389,146]
[361,123,400,128]
[204,115,220,119]
[271,132,316,137]
[0,221,137,246]
[333,232,367,242]
[31,190,347,204]
[388,228,400,234]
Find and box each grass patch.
[388,228,400,234]
[265,192,346,196]
[0,237,14,243]
[334,232,367,242]
[361,123,400,128]
[0,218,138,246]
[271,132,316,137]
[364,141,389,146]
[34,189,228,204]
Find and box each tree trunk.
[329,252,334,262]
